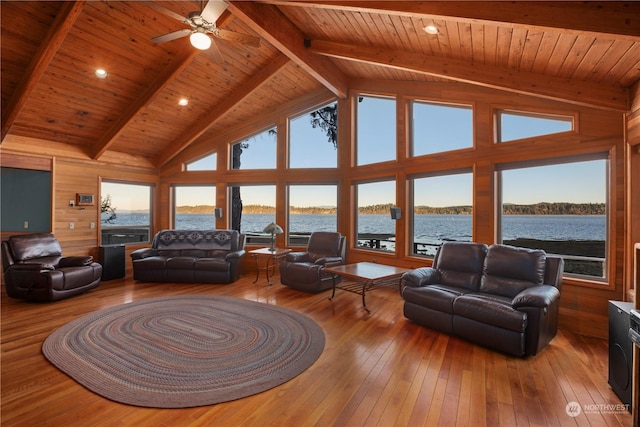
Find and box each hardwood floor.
[1,273,632,427]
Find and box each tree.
[309,103,338,148]
[101,195,117,224]
[230,142,247,232]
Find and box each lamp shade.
[190,31,212,50]
[263,223,283,234]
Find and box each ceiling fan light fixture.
[190,30,211,50]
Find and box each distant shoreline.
[175,202,605,216]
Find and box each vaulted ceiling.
[2,1,639,169]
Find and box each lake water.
[106,212,605,244]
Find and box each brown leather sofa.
[130,229,245,283]
[279,231,346,293]
[1,233,102,302]
[401,242,564,357]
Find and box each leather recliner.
[279,231,346,293]
[1,233,102,302]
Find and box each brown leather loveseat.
[401,242,564,357]
[130,229,245,284]
[1,233,102,302]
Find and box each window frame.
[495,154,609,283]
[409,99,474,157]
[354,93,397,166]
[495,109,575,143]
[408,169,474,258]
[288,100,339,169]
[100,179,154,246]
[354,178,397,254]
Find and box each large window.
[229,184,276,245]
[288,184,338,246]
[411,172,473,257]
[100,181,152,245]
[356,180,396,253]
[411,101,473,156]
[173,186,216,229]
[498,158,607,279]
[230,127,277,170]
[356,95,396,166]
[289,101,338,168]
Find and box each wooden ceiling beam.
[92,48,199,160]
[156,55,291,168]
[1,1,86,143]
[309,39,629,112]
[226,1,348,98]
[261,1,640,41]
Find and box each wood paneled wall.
[0,136,158,271]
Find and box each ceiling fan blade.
[144,2,188,24]
[207,39,224,63]
[213,28,260,48]
[201,0,227,24]
[152,29,191,44]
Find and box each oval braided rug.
[42,295,325,408]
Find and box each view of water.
[105,212,605,244]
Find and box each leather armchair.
[279,231,346,293]
[1,233,102,302]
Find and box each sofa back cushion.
[8,233,62,262]
[434,242,488,290]
[153,230,239,251]
[481,244,546,298]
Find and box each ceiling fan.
[148,0,259,56]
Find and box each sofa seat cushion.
[453,294,527,333]
[166,257,197,269]
[194,258,229,272]
[133,256,168,270]
[402,285,469,314]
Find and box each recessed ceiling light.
[178,98,189,106]
[95,69,108,78]
[423,25,438,35]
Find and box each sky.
[104,99,605,209]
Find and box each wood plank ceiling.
[2,1,639,169]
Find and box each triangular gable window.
[497,110,573,143]
[185,152,217,171]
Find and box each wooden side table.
[249,247,292,285]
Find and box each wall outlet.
[23,221,29,229]
[69,222,74,230]
[90,222,95,229]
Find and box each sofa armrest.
[225,250,245,261]
[401,267,440,288]
[9,263,55,272]
[315,256,342,267]
[286,252,309,262]
[130,248,157,260]
[59,256,93,267]
[512,285,560,309]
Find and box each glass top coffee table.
[324,262,411,313]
